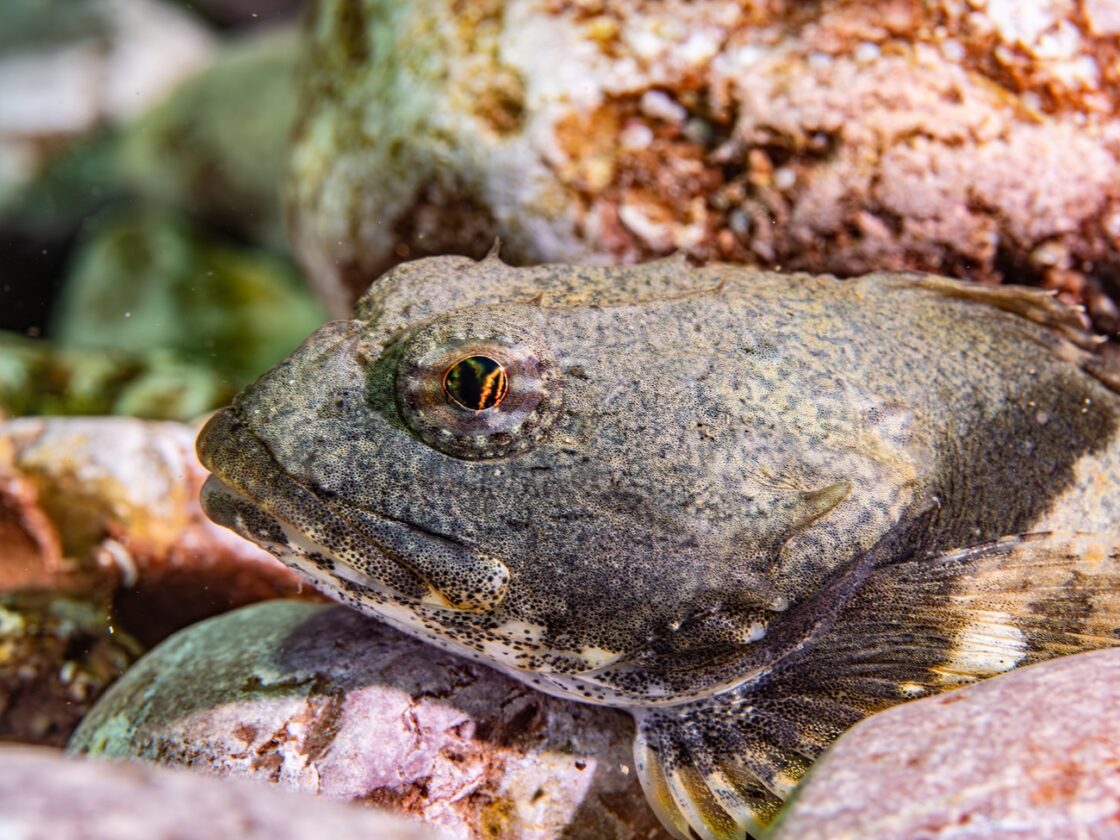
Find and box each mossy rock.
[51,208,326,388]
[0,333,231,420]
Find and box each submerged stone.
[289,1,1120,326]
[70,600,669,840]
[118,29,300,248]
[0,744,446,839]
[0,417,309,646]
[0,332,230,420]
[769,650,1120,839]
[51,209,325,388]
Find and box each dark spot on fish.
[932,376,1118,549]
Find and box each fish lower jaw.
[203,476,760,709]
[229,518,682,706]
[267,539,650,706]
[202,472,427,605]
[208,487,628,701]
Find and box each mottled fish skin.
[197,255,1120,839]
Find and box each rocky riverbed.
[2,1,1120,839]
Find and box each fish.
[196,252,1120,839]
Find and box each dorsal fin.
[483,237,504,261]
[869,273,1119,392]
[876,273,1096,348]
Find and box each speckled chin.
[201,468,803,710]
[195,410,652,705]
[196,408,800,709]
[198,471,655,706]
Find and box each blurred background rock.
[0,0,323,753]
[0,0,318,420]
[6,0,1120,419]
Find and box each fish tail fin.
[633,531,1120,840]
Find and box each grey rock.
[70,600,668,840]
[118,29,301,248]
[0,745,444,840]
[769,649,1120,840]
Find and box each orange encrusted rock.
[0,417,315,645]
[289,0,1120,330]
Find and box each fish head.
[197,255,867,705]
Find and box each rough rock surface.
[0,594,138,746]
[769,649,1120,839]
[70,601,669,840]
[290,0,1120,327]
[0,745,446,840]
[0,417,311,645]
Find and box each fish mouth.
[196,408,510,613]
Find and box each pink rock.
[0,417,315,645]
[0,745,444,840]
[70,601,669,840]
[770,649,1120,839]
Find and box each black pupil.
[443,356,509,411]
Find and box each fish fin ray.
[873,273,1094,346]
[633,730,696,840]
[631,531,1120,840]
[851,531,1120,671]
[635,705,810,840]
[791,531,1120,701]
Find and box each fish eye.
[395,314,560,459]
[443,355,509,411]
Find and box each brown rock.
[769,649,1120,840]
[0,417,314,645]
[0,593,139,746]
[0,745,446,840]
[70,601,669,840]
[290,0,1120,332]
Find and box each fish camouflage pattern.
[197,253,1120,839]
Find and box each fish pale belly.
[1034,435,1120,533]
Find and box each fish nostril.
[322,387,365,418]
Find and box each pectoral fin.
[633,531,1120,840]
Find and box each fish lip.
[196,407,450,604]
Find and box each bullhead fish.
[197,253,1120,839]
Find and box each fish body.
[197,255,1120,839]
